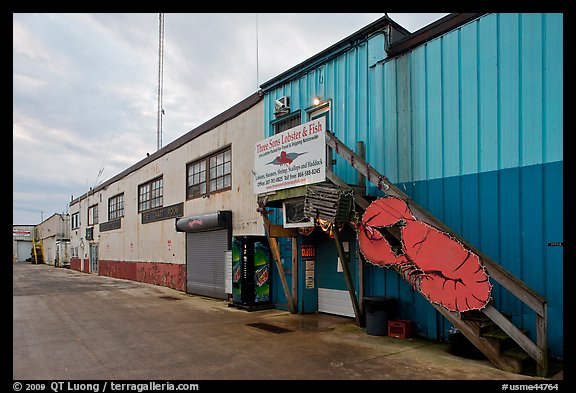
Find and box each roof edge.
[387,13,488,56]
[70,91,263,206]
[260,14,406,92]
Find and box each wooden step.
[460,309,513,335]
[480,327,530,353]
[519,355,563,378]
[501,346,532,374]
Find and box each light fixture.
[313,96,321,106]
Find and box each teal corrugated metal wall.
[264,13,563,357]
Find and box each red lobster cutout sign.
[358,196,492,312]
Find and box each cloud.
[13,13,449,225]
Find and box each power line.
[93,15,157,189]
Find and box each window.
[139,176,163,212]
[273,112,301,134]
[187,147,232,199]
[71,212,80,229]
[88,204,99,226]
[283,198,314,228]
[187,160,206,197]
[108,193,124,220]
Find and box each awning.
[175,210,232,233]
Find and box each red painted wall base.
[100,260,186,292]
[68,258,186,292]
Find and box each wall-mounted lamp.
[313,96,321,106]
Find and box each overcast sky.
[13,13,450,225]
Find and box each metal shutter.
[17,241,32,261]
[186,229,228,299]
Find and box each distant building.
[13,225,35,262]
[34,213,71,267]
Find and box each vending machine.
[231,236,272,310]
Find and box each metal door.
[89,243,99,274]
[186,229,228,299]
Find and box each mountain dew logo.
[255,266,269,287]
[254,242,270,302]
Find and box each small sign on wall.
[302,244,316,258]
[306,260,314,270]
[337,242,349,273]
[306,278,315,289]
[305,257,315,289]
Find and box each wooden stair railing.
[324,131,549,377]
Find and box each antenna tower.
[157,13,165,151]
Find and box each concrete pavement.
[12,262,562,381]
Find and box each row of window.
[71,147,232,229]
[70,107,324,230]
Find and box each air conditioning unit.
[274,96,290,116]
[283,198,314,228]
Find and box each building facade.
[258,12,563,361]
[13,225,35,262]
[61,13,562,372]
[32,213,71,267]
[69,93,265,299]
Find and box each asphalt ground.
[11,261,565,387]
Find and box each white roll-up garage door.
[186,229,228,299]
[16,240,32,261]
[318,288,355,317]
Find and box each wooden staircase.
[323,131,553,377]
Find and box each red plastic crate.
[388,319,412,339]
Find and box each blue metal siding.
[264,13,562,357]
[384,13,563,356]
[396,162,563,355]
[544,161,563,357]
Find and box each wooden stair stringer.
[434,304,523,374]
[324,131,550,377]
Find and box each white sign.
[254,117,326,194]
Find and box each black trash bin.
[364,296,394,336]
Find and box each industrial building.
[14,214,70,266]
[65,13,562,376]
[256,12,563,376]
[34,213,71,267]
[12,225,35,262]
[69,93,264,297]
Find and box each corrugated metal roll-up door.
[186,229,228,299]
[17,241,32,261]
